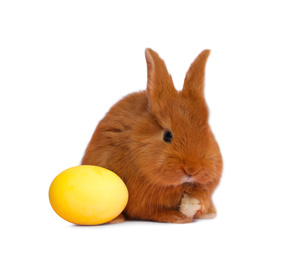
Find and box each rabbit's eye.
[163,130,173,143]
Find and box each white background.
[1,1,292,259]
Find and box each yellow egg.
[49,165,128,225]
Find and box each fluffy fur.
[82,48,223,223]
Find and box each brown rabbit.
[82,48,223,223]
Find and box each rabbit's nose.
[182,166,200,176]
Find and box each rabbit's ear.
[182,49,210,98]
[145,48,177,110]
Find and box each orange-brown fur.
[82,49,223,223]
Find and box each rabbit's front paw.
[179,193,201,218]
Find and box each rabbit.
[81,48,223,223]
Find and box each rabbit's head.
[128,49,222,187]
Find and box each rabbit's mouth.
[180,167,214,185]
[181,175,194,184]
[181,165,202,183]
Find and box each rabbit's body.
[82,49,223,223]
